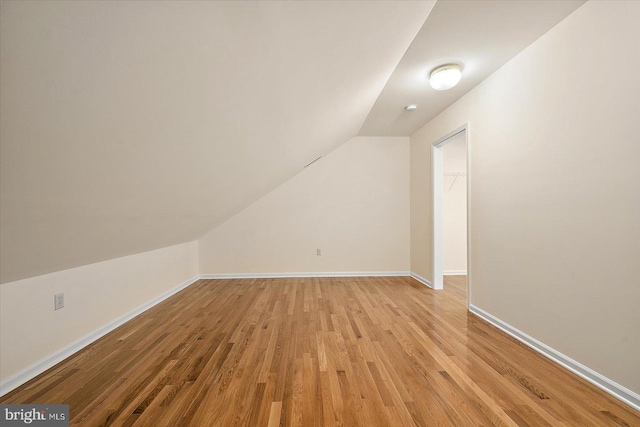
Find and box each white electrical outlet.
[54,293,64,311]
[317,248,322,256]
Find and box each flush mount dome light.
[405,104,418,112]
[429,64,462,91]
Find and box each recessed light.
[430,64,462,91]
[405,104,418,112]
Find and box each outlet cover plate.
[54,293,64,310]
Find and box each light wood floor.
[2,276,639,426]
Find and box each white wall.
[442,132,467,274]
[199,136,410,275]
[0,1,431,285]
[0,241,198,390]
[411,1,640,395]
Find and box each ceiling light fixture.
[405,104,418,112]
[429,64,462,91]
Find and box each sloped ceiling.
[359,0,585,136]
[0,1,434,283]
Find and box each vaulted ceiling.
[0,1,434,283]
[0,0,584,283]
[359,0,585,136]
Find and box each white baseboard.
[1,271,418,396]
[469,304,640,412]
[0,275,200,397]
[443,270,467,276]
[21,271,638,414]
[409,272,434,289]
[200,271,410,279]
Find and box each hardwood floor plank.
[2,276,639,426]
[266,401,282,427]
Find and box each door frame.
[431,123,471,307]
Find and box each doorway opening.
[432,124,469,306]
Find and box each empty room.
[1,0,639,425]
